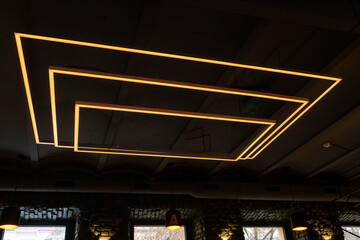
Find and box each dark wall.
[1,192,360,240]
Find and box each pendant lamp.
[165,209,181,230]
[0,207,20,229]
[290,213,307,231]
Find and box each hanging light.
[290,213,307,231]
[165,209,181,230]
[0,207,20,229]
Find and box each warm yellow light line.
[77,146,169,154]
[74,101,274,161]
[239,100,308,159]
[76,101,275,125]
[15,34,40,143]
[16,33,341,81]
[76,148,239,162]
[15,32,342,161]
[77,125,273,161]
[40,143,172,152]
[38,141,55,145]
[50,67,308,104]
[58,145,74,149]
[49,67,303,160]
[74,104,80,151]
[48,69,59,146]
[38,141,74,149]
[236,120,279,160]
[250,79,341,158]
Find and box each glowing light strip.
[14,32,342,160]
[49,67,306,159]
[16,33,341,81]
[75,146,171,154]
[249,79,341,159]
[239,100,308,159]
[76,148,237,162]
[50,67,307,103]
[77,102,275,124]
[48,69,59,146]
[37,141,55,145]
[74,101,275,161]
[15,34,40,143]
[34,142,170,153]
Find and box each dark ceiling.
[1,1,360,197]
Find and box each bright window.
[134,226,185,240]
[3,226,66,240]
[243,227,286,240]
[342,226,360,240]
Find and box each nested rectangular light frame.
[49,67,307,160]
[15,32,342,160]
[74,101,276,161]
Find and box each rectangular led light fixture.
[49,66,307,159]
[14,32,342,160]
[74,101,276,161]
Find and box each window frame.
[242,221,292,240]
[130,220,190,240]
[1,219,75,240]
[341,225,360,239]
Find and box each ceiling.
[1,1,360,197]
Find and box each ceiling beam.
[259,37,360,178]
[349,168,360,181]
[304,105,360,179]
[306,145,360,179]
[153,20,272,174]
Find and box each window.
[134,226,186,240]
[243,227,286,240]
[2,226,66,240]
[342,226,360,240]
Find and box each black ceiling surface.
[1,1,360,189]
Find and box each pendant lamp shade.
[165,209,181,230]
[0,207,20,229]
[290,213,307,231]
